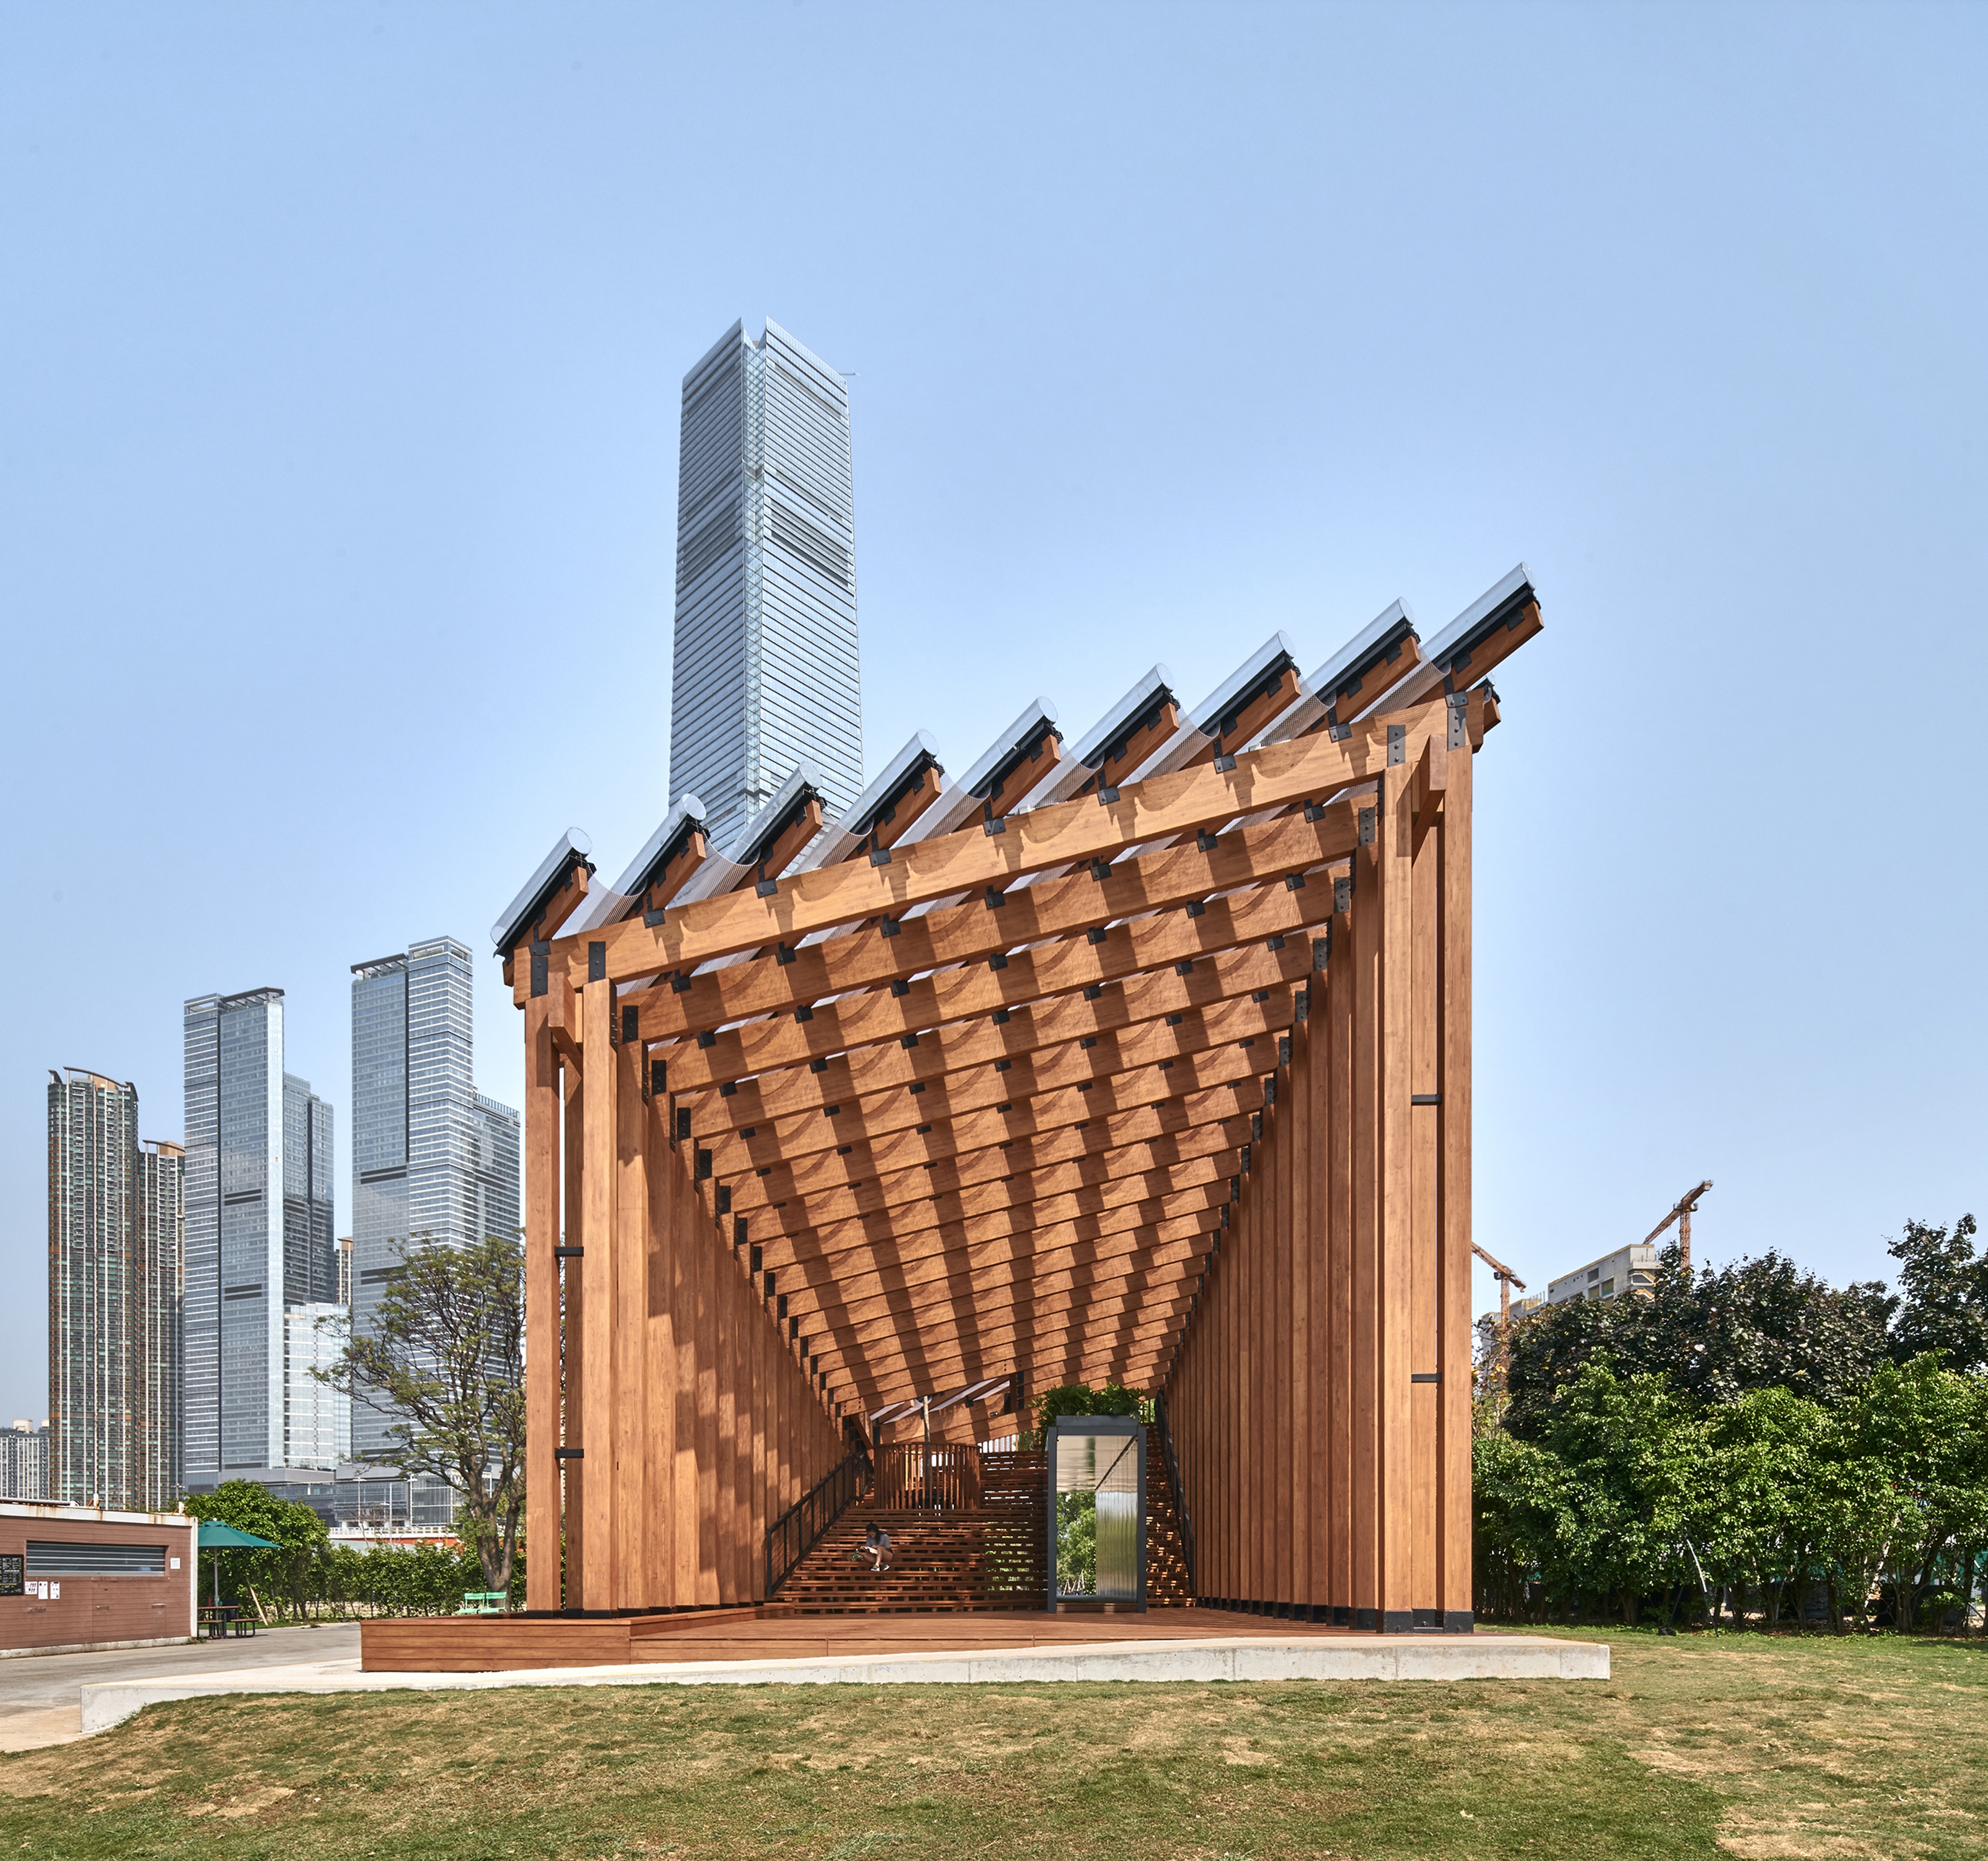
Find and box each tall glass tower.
[670,317,863,850]
[47,1070,183,1508]
[349,937,520,1463]
[182,990,334,1481]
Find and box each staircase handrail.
[765,1451,866,1599]
[1152,1395,1197,1594]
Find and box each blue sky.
[2,2,1983,1424]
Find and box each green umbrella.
[196,1519,280,1609]
[197,1520,280,1549]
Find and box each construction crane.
[1644,1180,1714,1274]
[1472,1243,1528,1406]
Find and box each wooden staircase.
[1143,1426,1197,1607]
[767,1435,1199,1615]
[768,1449,1047,1615]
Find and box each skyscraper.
[182,990,335,1482]
[283,1304,349,1469]
[349,937,520,1462]
[46,1070,181,1508]
[670,317,863,851]
[134,1138,184,1506]
[0,1421,49,1502]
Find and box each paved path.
[77,1633,1607,1736]
[0,1624,359,1752]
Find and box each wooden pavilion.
[493,566,1541,1635]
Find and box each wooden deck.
[631,1607,1353,1666]
[363,1606,1369,1673]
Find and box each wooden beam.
[722,1056,1268,1215]
[733,1094,1254,1246]
[764,1200,1219,1322]
[658,895,1325,1097]
[565,706,1434,988]
[680,937,1313,1145]
[743,1119,1250,1269]
[628,803,1360,1057]
[702,987,1298,1177]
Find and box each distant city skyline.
[669,317,863,852]
[5,3,1984,1429]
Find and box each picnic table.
[197,1604,255,1640]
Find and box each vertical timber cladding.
[516,660,1516,1624]
[1167,694,1477,1629]
[524,959,839,1613]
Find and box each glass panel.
[1051,1428,1142,1602]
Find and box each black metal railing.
[1153,1394,1196,1594]
[765,1452,865,1598]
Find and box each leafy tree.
[1031,1381,1145,1434]
[1696,1386,1826,1629]
[181,1480,330,1620]
[1504,1245,1894,1437]
[321,1229,526,1591]
[1055,1493,1098,1594]
[1835,1355,1988,1630]
[1536,1356,1710,1625]
[1473,1429,1578,1620]
[1888,1215,1988,1372]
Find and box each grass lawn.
[3,1629,1986,1859]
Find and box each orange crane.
[1644,1180,1714,1274]
[1472,1243,1528,1404]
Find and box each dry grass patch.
[0,1632,1982,1857]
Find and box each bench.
[459,1591,509,1615]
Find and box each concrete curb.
[79,1634,1606,1733]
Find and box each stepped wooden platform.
[366,1605,1362,1673]
[768,1430,1196,1615]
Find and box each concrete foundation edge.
[81,1636,1607,1733]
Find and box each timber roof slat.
[703,989,1295,1176]
[684,936,1314,1132]
[727,1081,1256,1225]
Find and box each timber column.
[522,995,560,1612]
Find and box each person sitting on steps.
[858,1523,892,1573]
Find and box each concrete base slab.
[0,1705,86,1752]
[80,1634,1606,1733]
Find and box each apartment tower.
[46,1069,182,1508]
[349,937,520,1462]
[182,990,335,1482]
[670,318,863,850]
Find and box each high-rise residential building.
[134,1139,184,1506]
[283,1305,349,1469]
[670,317,863,851]
[348,937,520,1462]
[46,1070,181,1508]
[182,990,335,1483]
[337,1236,353,1307]
[1,1422,49,1502]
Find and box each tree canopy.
[321,1229,527,1590]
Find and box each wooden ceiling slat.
[730,1091,1253,1244]
[705,985,1298,1176]
[762,1202,1218,1316]
[681,929,1317,1128]
[724,1070,1262,1216]
[743,1118,1250,1269]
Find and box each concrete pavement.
[0,1623,360,1751]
